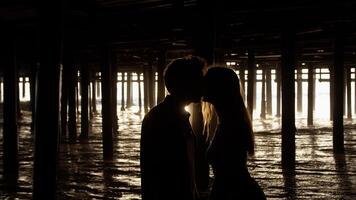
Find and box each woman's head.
[202,67,242,105]
[202,67,255,156]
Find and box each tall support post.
[143,69,149,113]
[276,64,281,117]
[346,66,352,119]
[96,74,101,98]
[30,63,39,130]
[79,58,89,139]
[307,64,314,125]
[260,67,266,119]
[75,80,79,115]
[239,66,246,101]
[157,50,166,104]
[148,66,155,109]
[121,72,125,111]
[266,67,272,115]
[89,79,92,119]
[60,62,68,138]
[330,65,334,121]
[332,31,345,154]
[138,71,143,112]
[297,64,303,112]
[247,49,256,119]
[91,76,97,114]
[281,30,296,168]
[111,54,118,134]
[1,27,19,189]
[126,72,133,108]
[22,76,26,98]
[17,77,21,119]
[32,1,63,198]
[66,53,77,142]
[101,47,114,160]
[354,67,356,114]
[0,78,2,102]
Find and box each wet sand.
[0,110,356,199]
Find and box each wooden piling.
[247,49,256,119]
[67,54,77,142]
[157,50,166,104]
[143,69,149,113]
[276,64,281,117]
[111,55,118,134]
[101,47,114,160]
[126,72,133,108]
[281,30,296,168]
[297,65,303,112]
[121,72,125,111]
[138,72,142,112]
[80,59,89,139]
[260,67,266,119]
[239,66,246,101]
[332,32,345,154]
[2,27,19,188]
[346,66,352,119]
[92,78,97,114]
[307,64,314,125]
[60,62,68,138]
[266,67,272,115]
[33,1,63,198]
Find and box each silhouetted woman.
[202,67,266,200]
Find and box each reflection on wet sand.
[0,109,356,199]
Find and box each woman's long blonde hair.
[202,67,255,156]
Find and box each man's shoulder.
[143,102,171,122]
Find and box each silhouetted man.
[140,56,206,200]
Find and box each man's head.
[164,56,206,104]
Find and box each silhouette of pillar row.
[101,47,114,160]
[332,32,345,153]
[33,1,63,198]
[2,27,19,188]
[66,53,77,142]
[157,50,166,104]
[266,67,272,115]
[80,57,89,139]
[307,64,314,126]
[247,49,256,120]
[281,30,296,168]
